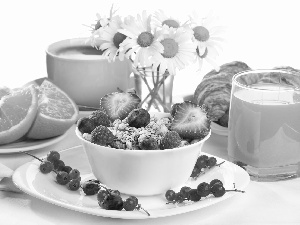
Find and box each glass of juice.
[228,69,300,181]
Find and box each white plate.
[211,122,228,136]
[12,145,250,219]
[0,132,68,154]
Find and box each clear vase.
[132,65,174,113]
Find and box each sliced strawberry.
[100,92,141,121]
[170,101,211,139]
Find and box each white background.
[0,0,299,94]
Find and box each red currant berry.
[46,151,60,163]
[39,160,54,174]
[190,166,201,178]
[67,179,80,191]
[82,180,100,195]
[196,157,207,169]
[99,193,123,210]
[209,179,223,189]
[210,184,226,197]
[206,157,217,168]
[61,165,72,173]
[111,190,121,196]
[123,196,138,211]
[197,182,211,197]
[53,159,65,171]
[56,171,70,185]
[180,186,191,198]
[97,190,109,202]
[174,193,185,203]
[165,190,176,201]
[69,169,80,180]
[188,189,201,202]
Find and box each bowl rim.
[75,127,211,154]
[45,37,106,62]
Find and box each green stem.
[139,74,161,111]
[135,67,171,112]
[19,151,43,162]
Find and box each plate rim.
[12,145,250,219]
[0,131,68,154]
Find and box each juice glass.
[228,69,300,181]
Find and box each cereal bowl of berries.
[75,91,211,196]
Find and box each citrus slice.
[26,80,79,139]
[0,85,38,145]
[0,86,11,99]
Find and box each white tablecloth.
[1,124,300,225]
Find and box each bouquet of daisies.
[87,5,224,74]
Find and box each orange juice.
[228,83,300,179]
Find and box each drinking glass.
[228,69,300,181]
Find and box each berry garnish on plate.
[170,101,211,139]
[20,150,151,215]
[190,155,225,179]
[165,179,245,204]
[100,91,141,121]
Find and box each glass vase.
[132,65,174,113]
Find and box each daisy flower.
[152,26,196,75]
[189,11,225,71]
[96,16,128,62]
[86,4,119,49]
[119,11,164,67]
[152,9,183,29]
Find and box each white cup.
[46,38,133,108]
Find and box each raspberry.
[89,110,110,127]
[91,125,116,146]
[127,108,150,128]
[110,140,125,149]
[139,137,159,150]
[160,131,182,149]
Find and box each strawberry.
[170,101,211,139]
[100,92,141,121]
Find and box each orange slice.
[26,80,79,139]
[0,85,38,145]
[0,86,11,99]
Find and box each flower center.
[196,47,208,58]
[94,20,101,30]
[113,32,127,48]
[137,32,154,47]
[162,19,180,28]
[161,38,178,58]
[193,26,210,42]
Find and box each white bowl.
[75,112,211,196]
[46,38,133,108]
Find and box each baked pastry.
[193,63,300,127]
[193,61,251,127]
[261,66,300,87]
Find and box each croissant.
[193,61,251,127]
